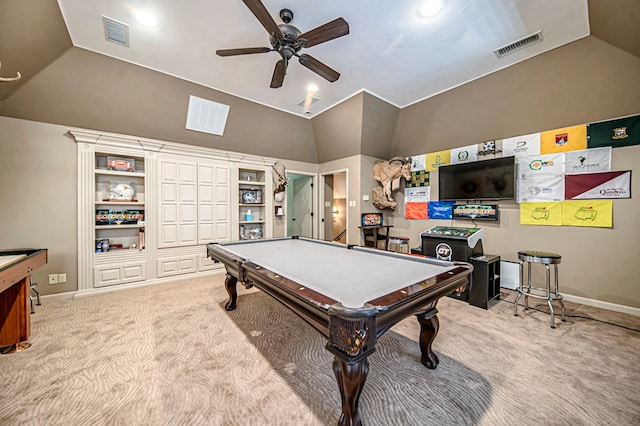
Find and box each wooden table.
[0,248,48,354]
[358,225,392,250]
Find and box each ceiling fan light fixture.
[418,0,444,18]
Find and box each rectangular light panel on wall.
[185,95,230,136]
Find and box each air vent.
[494,31,543,58]
[102,16,129,47]
[185,95,230,136]
[297,96,319,108]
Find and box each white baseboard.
[39,269,225,302]
[561,293,640,317]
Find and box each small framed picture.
[361,213,383,226]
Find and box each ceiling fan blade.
[216,47,272,57]
[299,18,349,48]
[270,60,287,88]
[242,0,284,38]
[298,54,340,82]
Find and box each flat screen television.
[438,156,515,201]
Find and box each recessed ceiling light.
[307,84,319,93]
[418,0,444,18]
[134,10,158,28]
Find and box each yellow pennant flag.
[425,150,451,172]
[540,124,587,154]
[561,200,613,227]
[520,202,562,226]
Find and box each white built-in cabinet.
[71,128,275,294]
[156,157,231,278]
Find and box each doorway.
[286,172,316,238]
[320,170,347,244]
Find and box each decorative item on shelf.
[107,182,136,201]
[240,225,263,240]
[96,209,144,225]
[240,188,262,204]
[106,156,136,172]
[245,209,253,221]
[273,162,287,203]
[275,206,284,216]
[0,61,21,83]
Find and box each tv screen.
[438,156,515,201]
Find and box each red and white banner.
[565,171,632,199]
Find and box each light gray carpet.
[1,275,639,425]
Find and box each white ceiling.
[56,0,590,118]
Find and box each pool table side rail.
[0,249,48,294]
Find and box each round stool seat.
[518,251,561,264]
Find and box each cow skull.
[0,61,21,83]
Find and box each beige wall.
[382,36,640,310]
[0,116,77,295]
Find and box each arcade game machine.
[420,226,484,302]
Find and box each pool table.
[207,237,472,425]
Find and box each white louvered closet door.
[198,163,230,244]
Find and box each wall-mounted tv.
[438,156,516,201]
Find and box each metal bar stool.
[514,250,566,328]
[389,236,410,253]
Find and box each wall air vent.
[494,30,543,58]
[102,16,129,47]
[185,95,230,136]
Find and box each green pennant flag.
[587,114,640,149]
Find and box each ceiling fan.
[216,0,349,88]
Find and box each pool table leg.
[224,273,238,311]
[332,355,369,426]
[416,308,440,369]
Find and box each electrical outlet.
[58,273,67,283]
[48,274,58,285]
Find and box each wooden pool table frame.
[207,237,472,426]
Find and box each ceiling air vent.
[185,95,230,136]
[102,16,129,47]
[297,96,319,108]
[494,31,543,58]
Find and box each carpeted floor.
[0,274,639,425]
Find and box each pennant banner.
[565,171,631,199]
[564,147,611,174]
[520,202,562,226]
[406,170,430,188]
[501,133,541,158]
[518,175,565,203]
[450,144,478,164]
[411,154,426,171]
[518,152,565,178]
[425,150,451,171]
[561,200,613,228]
[405,186,430,202]
[428,201,454,219]
[587,114,640,149]
[540,124,587,154]
[405,202,428,220]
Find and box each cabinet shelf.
[95,224,145,230]
[95,169,145,178]
[239,220,265,224]
[96,201,145,206]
